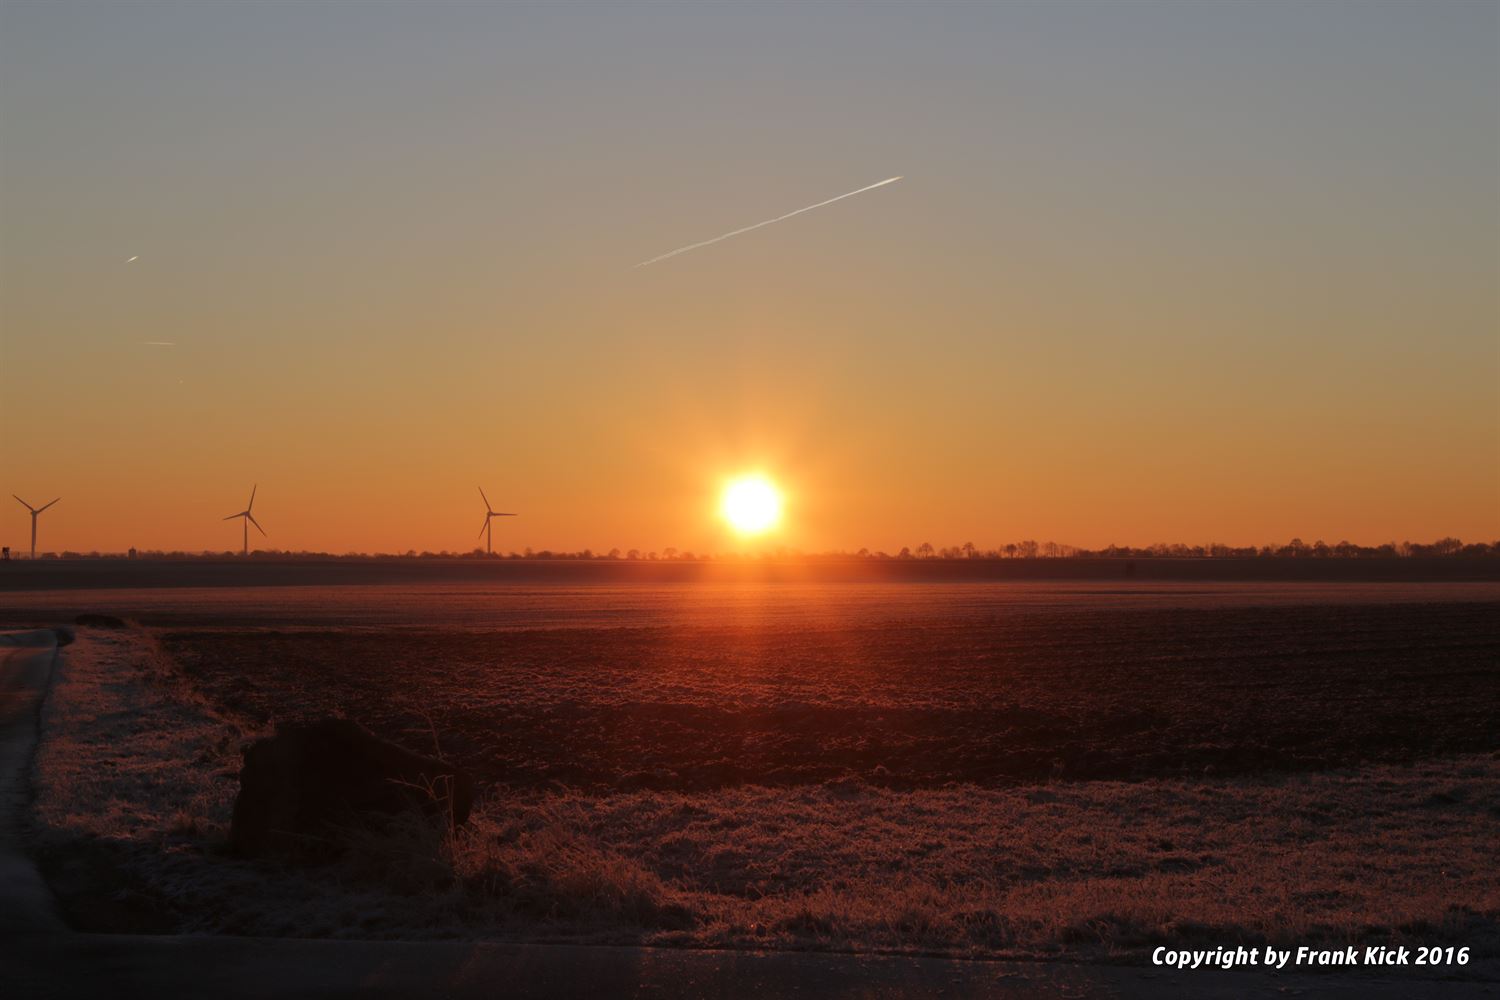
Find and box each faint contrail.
[635,175,903,267]
[141,341,175,346]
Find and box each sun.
[721,475,782,535]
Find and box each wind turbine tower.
[12,495,59,559]
[477,487,517,555]
[223,485,266,556]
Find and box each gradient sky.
[2,1,1496,555]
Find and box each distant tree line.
[795,537,1495,560]
[15,537,1498,561]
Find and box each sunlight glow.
[721,475,782,535]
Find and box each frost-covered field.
[21,581,1500,959]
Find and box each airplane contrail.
[127,256,139,262]
[141,341,175,346]
[635,175,903,267]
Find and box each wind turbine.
[477,487,517,555]
[12,495,59,559]
[223,485,265,556]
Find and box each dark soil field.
[159,596,1499,791]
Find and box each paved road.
[5,932,1494,1000]
[0,630,65,936]
[0,629,1492,998]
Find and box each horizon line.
[6,536,1495,562]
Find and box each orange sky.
[2,3,1496,555]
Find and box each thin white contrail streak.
[634,175,903,267]
[141,341,175,346]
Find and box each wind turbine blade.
[478,486,492,513]
[495,513,518,517]
[248,484,257,511]
[38,497,60,513]
[13,495,36,513]
[479,516,490,538]
[223,513,242,521]
[248,513,266,535]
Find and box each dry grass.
[448,771,1500,956]
[28,628,1500,959]
[32,629,242,846]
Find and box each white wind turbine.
[12,495,60,559]
[223,485,266,556]
[477,487,517,555]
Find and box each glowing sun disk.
[721,476,782,535]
